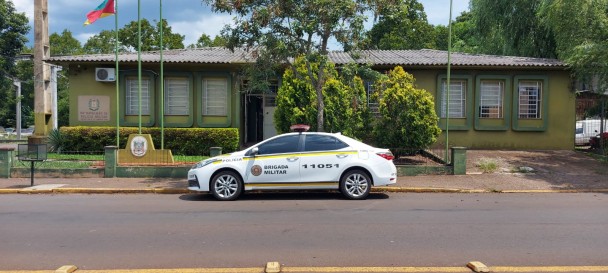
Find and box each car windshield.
[576,128,583,134]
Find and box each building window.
[440,79,466,118]
[126,77,150,115]
[518,80,542,119]
[203,78,228,116]
[164,77,189,115]
[479,80,504,118]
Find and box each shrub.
[274,56,370,138]
[274,58,319,133]
[60,127,239,156]
[373,66,441,149]
[47,128,66,153]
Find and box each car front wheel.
[210,171,243,201]
[340,170,371,200]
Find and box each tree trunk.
[317,88,325,132]
[316,34,331,132]
[315,61,326,132]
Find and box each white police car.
[188,126,397,200]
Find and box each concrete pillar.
[34,0,52,137]
[451,147,467,175]
[104,146,118,178]
[0,148,15,178]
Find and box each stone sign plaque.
[78,96,110,121]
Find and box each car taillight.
[376,152,394,161]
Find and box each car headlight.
[191,158,220,169]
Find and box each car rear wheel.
[340,170,371,200]
[210,171,242,201]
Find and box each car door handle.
[336,154,349,159]
[286,157,299,162]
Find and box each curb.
[2,187,608,194]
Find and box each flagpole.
[160,0,164,149]
[137,0,142,134]
[115,0,120,148]
[445,0,453,163]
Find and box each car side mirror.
[250,147,259,156]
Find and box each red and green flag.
[84,0,116,25]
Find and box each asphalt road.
[1,192,608,271]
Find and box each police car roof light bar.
[290,124,310,132]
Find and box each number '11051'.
[302,164,339,169]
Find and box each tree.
[49,29,83,56]
[14,60,34,127]
[84,30,126,54]
[540,0,608,91]
[192,34,213,48]
[433,11,479,53]
[374,66,441,150]
[0,0,29,128]
[274,57,319,134]
[364,0,435,50]
[119,19,185,51]
[469,0,557,58]
[274,56,370,138]
[204,0,393,132]
[48,29,86,126]
[188,33,228,48]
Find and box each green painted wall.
[402,68,575,149]
[67,63,241,130]
[67,63,574,150]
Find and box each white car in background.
[188,127,397,200]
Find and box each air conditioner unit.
[95,68,116,82]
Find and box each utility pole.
[33,0,52,141]
[13,80,21,140]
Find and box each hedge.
[60,127,239,156]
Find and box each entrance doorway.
[263,96,277,139]
[244,94,278,145]
[245,95,263,144]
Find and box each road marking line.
[77,268,262,273]
[4,266,608,273]
[26,184,66,190]
[282,267,470,272]
[492,266,608,272]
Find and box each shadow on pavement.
[179,192,390,202]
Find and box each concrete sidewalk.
[2,172,608,194]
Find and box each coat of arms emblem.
[130,136,148,157]
[88,98,100,111]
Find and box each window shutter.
[165,78,189,115]
[203,78,228,116]
[126,77,150,115]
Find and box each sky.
[12,0,470,50]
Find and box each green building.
[49,48,573,149]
